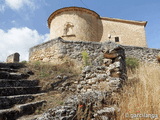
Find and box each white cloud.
[4,0,36,11]
[0,27,49,62]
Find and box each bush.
[125,57,139,69]
[20,60,27,64]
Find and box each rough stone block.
[104,53,118,59]
[103,59,112,66]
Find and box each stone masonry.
[48,7,147,47]
[35,42,127,120]
[29,37,160,64]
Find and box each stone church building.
[29,6,151,63]
[48,6,147,47]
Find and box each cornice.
[101,17,147,27]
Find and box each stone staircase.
[0,63,46,120]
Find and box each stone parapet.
[122,45,160,63]
[29,38,160,64]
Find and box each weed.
[20,60,27,64]
[39,72,50,78]
[32,61,41,69]
[81,51,90,66]
[125,57,139,70]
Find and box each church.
[48,6,147,47]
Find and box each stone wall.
[75,48,126,93]
[29,37,105,65]
[29,38,160,64]
[29,38,128,67]
[50,46,127,93]
[122,45,160,63]
[35,41,126,120]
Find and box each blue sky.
[0,0,160,61]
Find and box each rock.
[62,82,70,87]
[105,70,111,76]
[74,81,78,84]
[108,64,116,70]
[96,74,107,81]
[97,107,115,115]
[100,116,109,120]
[63,75,69,80]
[96,66,106,71]
[77,84,82,89]
[104,53,118,59]
[82,66,92,73]
[113,61,121,68]
[69,88,76,92]
[36,105,76,120]
[103,59,112,66]
[42,58,49,62]
[87,89,92,92]
[110,71,121,78]
[108,80,121,88]
[88,78,97,84]
[55,75,63,79]
[85,73,93,79]
[80,81,87,84]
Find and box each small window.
[115,37,119,42]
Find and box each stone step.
[0,72,29,80]
[0,86,41,96]
[0,100,46,120]
[0,63,24,69]
[0,68,18,72]
[0,93,45,109]
[17,114,42,120]
[0,79,39,87]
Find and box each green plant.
[59,101,64,105]
[20,60,27,64]
[39,71,50,78]
[125,57,139,70]
[32,61,41,69]
[81,51,90,66]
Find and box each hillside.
[18,59,160,120]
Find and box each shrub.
[125,57,139,69]
[20,60,27,64]
[81,51,90,66]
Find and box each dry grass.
[22,60,81,115]
[33,91,70,115]
[157,55,160,63]
[116,64,160,120]
[20,60,160,119]
[27,60,81,91]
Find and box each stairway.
[0,63,46,120]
